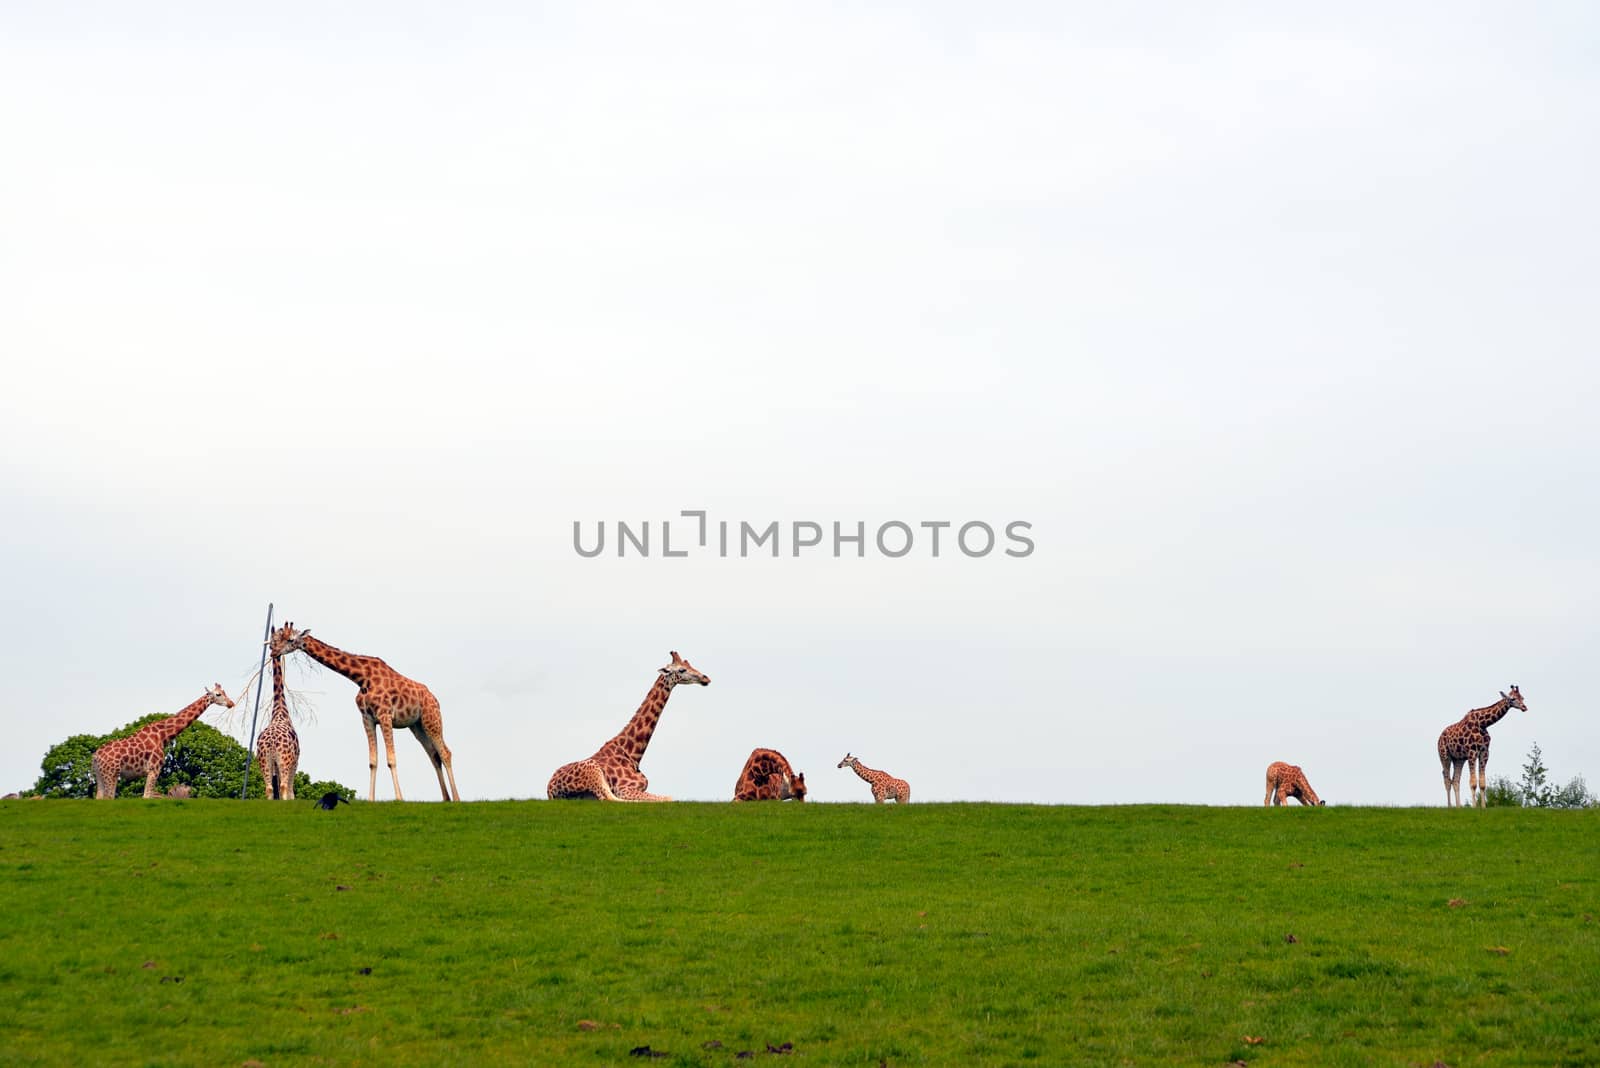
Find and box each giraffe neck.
[150,694,214,744]
[297,635,376,687]
[269,650,291,723]
[1463,696,1514,732]
[601,676,674,765]
[850,760,877,784]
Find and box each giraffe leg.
[380,719,404,801]
[362,716,380,802]
[613,785,673,802]
[410,724,458,802]
[1449,759,1464,808]
[582,763,621,801]
[143,767,160,799]
[258,751,273,800]
[283,750,298,801]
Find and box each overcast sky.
[3,3,1595,805]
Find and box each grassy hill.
[2,800,1595,1066]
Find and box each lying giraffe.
[1263,761,1324,806]
[838,752,910,804]
[733,748,807,802]
[256,622,302,800]
[92,684,235,799]
[547,651,710,801]
[1438,685,1526,808]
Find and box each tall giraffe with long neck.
[92,684,235,799]
[276,624,460,802]
[1437,685,1526,808]
[838,752,910,804]
[547,651,710,801]
[255,623,302,800]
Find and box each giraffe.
[91,684,235,799]
[255,623,302,800]
[1263,761,1324,806]
[733,748,807,802]
[547,651,710,801]
[837,752,910,804]
[1438,685,1526,808]
[275,623,460,802]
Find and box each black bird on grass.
[317,791,350,810]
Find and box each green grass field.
[2,800,1596,1066]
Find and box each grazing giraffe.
[733,748,807,802]
[547,651,710,801]
[1263,761,1324,806]
[255,623,302,800]
[91,684,235,799]
[275,624,460,802]
[1438,685,1526,808]
[837,752,910,804]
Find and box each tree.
[32,715,353,800]
[1482,742,1595,809]
[1519,742,1554,808]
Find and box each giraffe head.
[269,622,309,658]
[837,753,857,770]
[205,683,236,709]
[790,772,807,802]
[659,650,711,688]
[1502,685,1526,712]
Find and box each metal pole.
[240,603,274,799]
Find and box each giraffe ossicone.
[91,684,236,799]
[547,651,710,802]
[838,752,910,804]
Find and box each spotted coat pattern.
[256,624,302,800]
[279,625,459,802]
[1437,685,1526,808]
[91,685,235,799]
[1263,761,1324,806]
[733,748,806,802]
[838,752,910,804]
[547,651,710,802]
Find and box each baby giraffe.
[92,684,235,799]
[1264,761,1325,806]
[838,752,910,804]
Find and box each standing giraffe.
[837,752,910,804]
[733,748,807,802]
[91,684,235,799]
[255,623,302,800]
[547,651,710,801]
[1438,685,1526,808]
[1263,761,1324,806]
[276,624,459,802]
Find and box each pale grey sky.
[2,3,1595,804]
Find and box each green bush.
[1483,742,1595,809]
